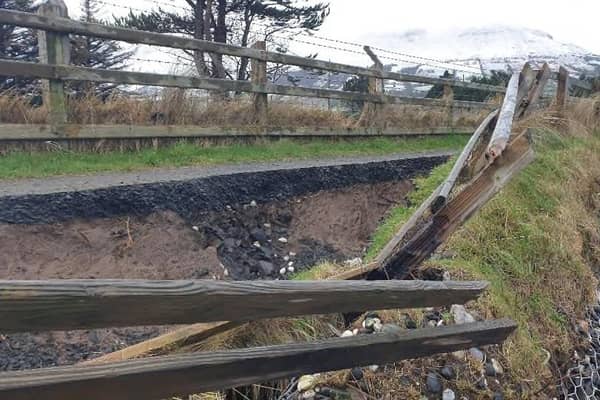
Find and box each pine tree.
[0,0,39,95]
[115,0,329,81]
[70,0,134,98]
[426,70,510,102]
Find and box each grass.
[0,135,468,180]
[435,126,600,393]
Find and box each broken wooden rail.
[0,320,516,400]
[0,279,487,332]
[0,277,515,399]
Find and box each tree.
[69,0,134,98]
[426,70,511,102]
[0,0,38,95]
[115,0,329,82]
[342,75,369,113]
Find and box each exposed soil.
[0,178,416,370]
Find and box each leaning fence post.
[357,46,384,129]
[443,84,454,130]
[37,0,70,129]
[556,66,569,110]
[250,41,268,126]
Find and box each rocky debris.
[195,203,347,280]
[341,330,354,338]
[561,296,600,399]
[426,372,443,394]
[380,323,402,335]
[469,347,486,363]
[450,304,476,325]
[362,314,383,333]
[344,257,362,268]
[485,358,504,377]
[442,388,456,400]
[440,365,456,380]
[298,374,319,392]
[350,367,364,381]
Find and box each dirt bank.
[0,153,439,370]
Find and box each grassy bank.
[438,128,600,393]
[0,135,467,180]
[291,107,600,396]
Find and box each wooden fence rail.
[0,319,516,400]
[0,2,505,139]
[0,279,487,332]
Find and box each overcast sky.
[64,0,600,57]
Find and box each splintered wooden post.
[443,84,454,129]
[556,66,569,110]
[37,0,69,128]
[251,41,268,125]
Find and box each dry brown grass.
[0,89,487,130]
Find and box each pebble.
[287,266,295,273]
[301,389,316,399]
[341,330,354,338]
[381,324,402,335]
[283,256,290,262]
[223,269,229,277]
[469,347,485,363]
[279,267,287,275]
[350,367,364,381]
[476,376,488,390]
[288,261,294,267]
[344,257,362,267]
[252,241,261,248]
[485,358,504,376]
[405,318,417,329]
[368,365,379,372]
[451,304,475,325]
[191,226,199,232]
[249,200,257,207]
[278,237,288,243]
[298,375,318,391]
[426,372,443,394]
[442,389,456,400]
[440,365,456,380]
[263,223,271,228]
[289,252,297,257]
[363,317,383,332]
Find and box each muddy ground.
[0,154,446,370]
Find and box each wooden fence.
[0,278,516,399]
[0,1,511,143]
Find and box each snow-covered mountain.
[362,25,600,78]
[274,25,599,97]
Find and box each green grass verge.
[0,136,468,180]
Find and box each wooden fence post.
[443,84,454,130]
[357,46,384,129]
[556,66,569,110]
[37,0,70,128]
[250,41,268,126]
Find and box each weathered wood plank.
[485,71,520,160]
[81,321,242,365]
[0,60,495,109]
[0,279,487,332]
[0,9,506,93]
[519,63,552,118]
[370,133,534,280]
[0,124,475,140]
[556,66,569,109]
[0,319,516,400]
[431,109,499,213]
